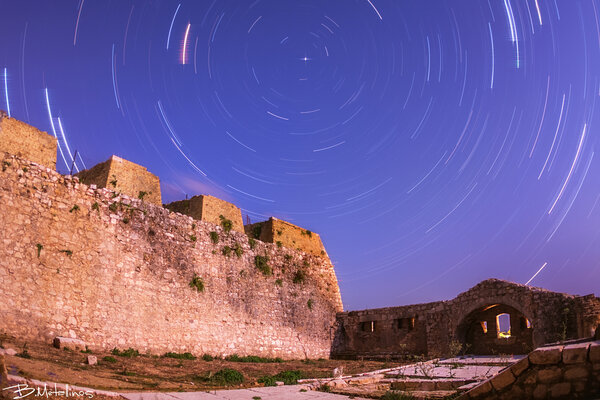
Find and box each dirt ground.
[1,336,405,393]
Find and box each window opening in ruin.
[519,317,532,330]
[362,321,376,333]
[480,321,488,334]
[496,313,511,338]
[398,317,415,331]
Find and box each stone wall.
[0,152,343,359]
[76,155,161,206]
[245,217,328,258]
[459,339,600,399]
[165,195,244,233]
[333,279,600,359]
[0,111,57,170]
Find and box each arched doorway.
[457,304,533,355]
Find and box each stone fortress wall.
[165,195,245,233]
[332,279,600,359]
[0,113,343,359]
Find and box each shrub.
[219,215,233,233]
[248,238,256,249]
[255,255,271,276]
[202,354,214,361]
[225,354,283,363]
[233,243,243,258]
[222,246,232,256]
[258,370,302,386]
[189,274,205,292]
[211,368,244,385]
[102,356,117,363]
[293,270,306,284]
[164,352,196,360]
[210,231,219,244]
[111,347,140,357]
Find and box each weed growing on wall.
[69,204,80,213]
[109,202,119,212]
[210,231,219,244]
[190,234,197,242]
[219,215,233,233]
[233,242,243,257]
[275,279,283,287]
[248,238,256,249]
[91,202,100,212]
[252,224,262,239]
[255,255,271,276]
[36,243,43,258]
[293,269,306,284]
[109,175,118,188]
[276,241,282,248]
[59,249,73,257]
[189,274,205,292]
[307,299,314,310]
[2,161,11,171]
[138,191,147,200]
[222,246,232,256]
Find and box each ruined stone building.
[0,112,599,361]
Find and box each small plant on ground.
[59,249,73,257]
[381,391,416,400]
[189,274,205,292]
[307,299,314,310]
[293,270,306,284]
[255,255,271,276]
[69,204,80,213]
[102,356,117,363]
[248,238,256,249]
[81,346,92,354]
[111,347,140,357]
[138,191,147,200]
[164,352,196,360]
[16,343,31,359]
[225,354,283,363]
[209,368,244,385]
[317,384,331,392]
[222,245,232,256]
[202,353,214,361]
[258,370,302,386]
[210,231,219,244]
[36,243,43,258]
[219,215,233,233]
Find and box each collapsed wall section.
[76,155,161,206]
[0,152,343,359]
[245,217,328,258]
[0,111,57,170]
[165,195,244,233]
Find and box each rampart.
[245,217,328,258]
[333,279,600,359]
[0,111,57,169]
[76,155,162,206]
[0,115,343,359]
[165,195,244,233]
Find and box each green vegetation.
[36,243,43,258]
[92,202,100,212]
[122,217,130,224]
[192,368,244,385]
[59,249,73,257]
[233,242,243,257]
[2,161,11,171]
[210,231,219,244]
[138,191,147,200]
[293,270,306,284]
[111,347,140,357]
[225,354,283,363]
[109,202,119,212]
[81,346,92,354]
[222,245,232,256]
[69,204,80,213]
[164,352,196,360]
[284,254,292,261]
[22,167,28,173]
[102,356,117,363]
[251,224,262,239]
[380,391,417,400]
[254,255,271,276]
[276,230,282,236]
[303,260,310,268]
[109,175,118,188]
[258,370,302,386]
[307,299,314,310]
[275,279,283,287]
[276,241,282,248]
[248,238,256,250]
[202,354,214,361]
[219,215,233,233]
[189,274,205,292]
[16,344,31,359]
[190,234,197,242]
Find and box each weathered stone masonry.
[0,114,343,359]
[333,279,600,359]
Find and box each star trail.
[1,1,599,310]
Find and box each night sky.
[1,1,599,311]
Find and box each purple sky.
[1,1,599,310]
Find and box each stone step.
[389,378,476,391]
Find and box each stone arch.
[456,303,533,355]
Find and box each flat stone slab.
[438,355,525,365]
[385,363,504,380]
[121,386,371,400]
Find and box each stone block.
[53,337,86,351]
[529,345,563,365]
[490,370,515,391]
[510,356,529,376]
[86,355,97,365]
[0,114,57,169]
[327,379,346,388]
[563,342,590,364]
[537,367,562,384]
[564,365,589,380]
[165,195,244,233]
[532,384,547,400]
[274,381,284,386]
[549,382,571,398]
[589,341,600,363]
[467,381,493,399]
[2,348,17,356]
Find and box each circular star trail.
[1,0,599,309]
